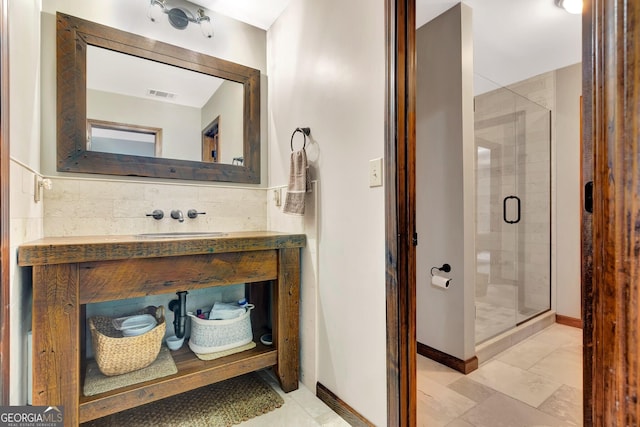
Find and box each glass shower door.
[474,84,551,344]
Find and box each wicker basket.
[188,305,254,354]
[89,306,165,376]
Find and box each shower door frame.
[475,109,552,343]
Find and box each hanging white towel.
[283,149,311,215]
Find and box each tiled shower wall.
[474,72,553,315]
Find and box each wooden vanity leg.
[273,248,300,392]
[32,264,80,427]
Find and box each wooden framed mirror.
[57,12,261,183]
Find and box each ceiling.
[190,0,291,30]
[108,0,581,106]
[193,0,582,90]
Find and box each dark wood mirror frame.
[57,12,261,183]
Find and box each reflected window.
[87,119,162,157]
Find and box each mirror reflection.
[56,12,260,183]
[86,46,244,164]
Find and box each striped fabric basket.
[187,305,254,354]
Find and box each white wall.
[87,90,202,161]
[267,0,387,424]
[415,4,476,361]
[201,80,245,164]
[555,63,582,319]
[8,0,44,405]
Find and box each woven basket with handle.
[89,306,165,376]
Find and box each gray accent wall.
[416,3,477,361]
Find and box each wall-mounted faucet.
[187,209,207,219]
[170,210,184,222]
[145,209,164,220]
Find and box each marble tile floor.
[238,370,351,427]
[418,323,583,426]
[475,283,549,344]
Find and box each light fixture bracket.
[148,0,213,38]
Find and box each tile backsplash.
[44,177,267,236]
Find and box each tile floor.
[418,323,583,426]
[239,370,351,427]
[475,283,550,343]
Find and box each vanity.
[18,231,305,426]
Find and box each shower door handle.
[503,195,521,224]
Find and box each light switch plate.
[369,158,383,187]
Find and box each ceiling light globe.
[200,18,213,39]
[560,0,583,14]
[148,1,164,22]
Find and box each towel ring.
[291,127,311,151]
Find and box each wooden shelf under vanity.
[18,231,305,427]
[79,342,277,423]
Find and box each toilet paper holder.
[430,263,451,276]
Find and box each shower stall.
[474,78,552,344]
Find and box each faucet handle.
[146,209,164,220]
[187,209,206,219]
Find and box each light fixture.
[554,0,583,14]
[148,0,213,38]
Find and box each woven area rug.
[84,346,177,396]
[82,372,284,427]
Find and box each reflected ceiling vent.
[147,88,177,100]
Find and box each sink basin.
[136,232,227,239]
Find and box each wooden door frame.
[385,0,416,426]
[582,0,640,425]
[0,0,9,405]
[386,0,640,426]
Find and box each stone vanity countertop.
[18,231,306,266]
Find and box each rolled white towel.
[208,302,245,320]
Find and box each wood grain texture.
[555,315,583,329]
[385,0,417,425]
[586,0,640,425]
[56,12,261,183]
[581,3,595,425]
[0,0,8,405]
[78,251,277,304]
[316,382,375,427]
[417,342,478,374]
[18,232,305,266]
[32,265,81,426]
[24,237,303,425]
[273,248,299,392]
[79,345,277,422]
